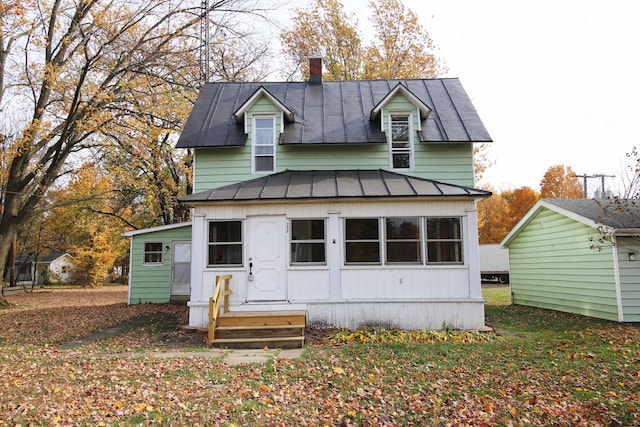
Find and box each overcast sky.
[277,0,640,195]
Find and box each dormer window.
[389,113,413,170]
[253,115,276,173]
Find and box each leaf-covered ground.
[0,286,638,426]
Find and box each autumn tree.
[280,0,445,80]
[506,186,540,230]
[362,0,445,79]
[0,0,273,303]
[540,165,583,199]
[477,192,510,243]
[44,163,129,286]
[280,0,362,81]
[477,186,540,243]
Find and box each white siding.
[187,198,484,330]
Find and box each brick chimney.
[309,55,322,84]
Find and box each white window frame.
[143,242,164,265]
[388,111,414,171]
[342,216,464,266]
[252,114,276,173]
[385,217,422,264]
[207,220,244,267]
[425,217,464,265]
[290,219,327,265]
[344,218,382,265]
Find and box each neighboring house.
[127,57,493,330]
[124,222,192,304]
[6,252,75,285]
[502,198,640,322]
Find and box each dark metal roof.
[179,169,491,203]
[176,79,492,148]
[545,198,640,230]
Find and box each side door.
[171,241,191,296]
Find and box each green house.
[127,57,494,331]
[502,199,640,322]
[124,222,192,304]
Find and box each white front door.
[247,215,287,301]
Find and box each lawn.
[0,286,638,426]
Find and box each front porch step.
[210,310,306,349]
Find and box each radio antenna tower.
[200,0,210,83]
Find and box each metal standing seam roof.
[176,79,492,148]
[179,169,492,204]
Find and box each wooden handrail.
[208,274,232,346]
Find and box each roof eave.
[370,83,432,122]
[232,86,294,123]
[180,193,489,206]
[501,199,605,246]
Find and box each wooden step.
[216,324,305,331]
[217,310,306,328]
[210,310,306,349]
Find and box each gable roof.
[502,198,640,246]
[176,78,492,148]
[369,83,431,123]
[123,222,192,237]
[179,169,491,204]
[16,252,72,264]
[232,86,294,124]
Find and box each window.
[208,221,243,266]
[144,242,163,265]
[426,217,463,263]
[345,219,380,264]
[389,113,412,170]
[343,216,464,266]
[386,217,421,263]
[253,116,275,172]
[290,219,326,264]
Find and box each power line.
[574,174,615,198]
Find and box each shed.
[124,222,192,304]
[502,199,640,322]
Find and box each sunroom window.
[208,221,243,266]
[385,217,421,263]
[290,219,326,264]
[253,115,275,173]
[426,217,463,264]
[389,113,413,170]
[345,218,380,264]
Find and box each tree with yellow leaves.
[45,163,129,286]
[362,0,445,79]
[0,0,273,303]
[540,165,584,199]
[280,0,445,81]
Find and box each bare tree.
[0,0,274,304]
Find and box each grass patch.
[1,286,638,426]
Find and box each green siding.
[128,226,192,304]
[509,208,619,321]
[194,147,251,190]
[616,238,640,322]
[193,92,475,192]
[194,142,474,192]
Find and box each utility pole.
[594,173,615,198]
[574,174,593,198]
[200,0,210,83]
[574,174,615,198]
